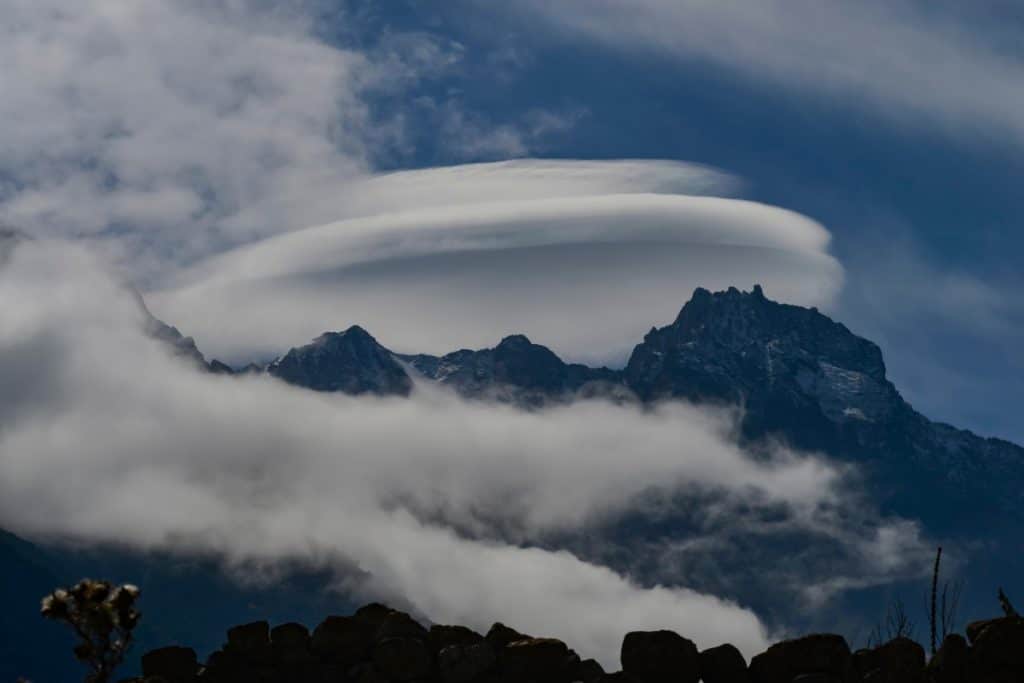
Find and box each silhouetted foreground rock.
[127,604,1024,683]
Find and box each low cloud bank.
[0,240,924,664]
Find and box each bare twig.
[930,547,942,654]
[998,587,1018,617]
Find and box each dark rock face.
[619,286,1024,529]
[624,285,906,449]
[872,636,925,683]
[405,334,621,408]
[430,624,484,651]
[502,637,574,682]
[485,622,529,650]
[574,658,605,682]
[749,633,851,683]
[620,630,700,683]
[967,616,1024,682]
[437,641,496,683]
[310,615,375,665]
[700,642,749,683]
[270,622,310,651]
[373,637,432,680]
[927,634,968,683]
[268,326,412,396]
[226,620,270,653]
[140,645,198,683]
[133,605,1024,683]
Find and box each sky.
[0,0,1021,665]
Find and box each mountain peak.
[313,325,376,345]
[270,326,411,396]
[674,284,769,325]
[628,285,901,448]
[496,333,533,349]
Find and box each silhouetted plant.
[868,596,915,647]
[998,587,1018,617]
[930,547,941,654]
[40,579,141,683]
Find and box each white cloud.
[0,240,914,665]
[148,159,841,363]
[0,0,463,277]
[492,0,1024,146]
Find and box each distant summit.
[402,334,620,407]
[625,284,905,449]
[267,326,413,396]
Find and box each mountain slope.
[402,334,624,407]
[219,285,1023,530]
[268,326,413,396]
[622,286,1024,527]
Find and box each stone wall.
[130,603,1023,683]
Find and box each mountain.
[401,334,625,407]
[623,286,1024,529]
[204,285,1023,531]
[138,291,234,375]
[267,325,413,396]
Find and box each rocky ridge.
[155,285,1024,528]
[131,603,1024,683]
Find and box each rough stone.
[311,615,374,663]
[873,637,925,683]
[485,622,530,650]
[141,646,198,683]
[502,637,572,682]
[430,624,485,651]
[438,641,498,683]
[376,610,429,642]
[226,621,270,653]
[926,633,968,683]
[749,633,850,683]
[699,643,749,683]
[620,630,699,683]
[270,622,310,651]
[969,616,1024,681]
[373,636,433,681]
[572,658,605,683]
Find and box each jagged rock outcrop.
[403,334,622,407]
[624,285,907,448]
[136,290,234,374]
[965,616,1024,682]
[621,629,700,682]
[130,605,1024,683]
[267,326,413,396]
[699,643,749,683]
[926,634,968,683]
[748,633,852,683]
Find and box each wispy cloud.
[492,0,1024,147]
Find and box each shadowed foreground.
[127,602,1020,683]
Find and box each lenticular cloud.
[149,159,843,364]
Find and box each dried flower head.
[39,580,142,683]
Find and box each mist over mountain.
[220,285,1023,535]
